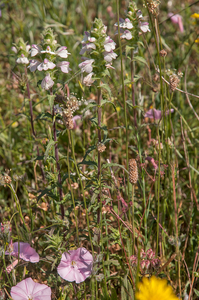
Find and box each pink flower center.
[27,295,33,300]
[71,260,77,268]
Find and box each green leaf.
[44,139,56,162]
[78,160,98,167]
[125,45,134,56]
[194,289,199,297]
[133,55,149,68]
[100,83,112,97]
[100,99,116,111]
[102,162,128,174]
[126,101,144,111]
[36,112,52,121]
[47,95,55,113]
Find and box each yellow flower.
[195,38,199,43]
[191,13,199,19]
[135,276,180,300]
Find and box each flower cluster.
[54,94,80,130]
[115,2,150,50]
[7,246,93,298]
[28,28,70,90]
[12,38,30,65]
[79,18,117,86]
[130,248,160,274]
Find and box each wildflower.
[37,59,56,71]
[41,73,54,90]
[120,30,132,40]
[56,46,70,58]
[144,108,174,119]
[5,242,39,263]
[57,61,70,73]
[83,72,95,86]
[135,276,179,300]
[16,54,29,65]
[30,44,41,57]
[191,13,199,19]
[28,60,40,72]
[103,50,117,62]
[168,13,184,33]
[57,247,93,283]
[103,36,116,52]
[116,18,134,29]
[139,21,150,33]
[72,115,81,129]
[79,59,95,73]
[11,277,51,300]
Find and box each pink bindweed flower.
[144,108,174,120]
[37,59,56,71]
[11,277,51,300]
[5,242,39,263]
[41,73,54,90]
[79,59,95,73]
[168,13,184,33]
[28,59,41,72]
[83,72,95,86]
[16,54,29,64]
[57,61,70,73]
[57,247,93,283]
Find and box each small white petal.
[28,60,40,72]
[41,74,54,90]
[57,61,70,73]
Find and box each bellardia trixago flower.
[57,247,93,283]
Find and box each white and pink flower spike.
[41,73,54,90]
[103,51,117,62]
[57,61,70,73]
[16,54,29,64]
[103,37,116,52]
[57,247,93,284]
[83,72,95,86]
[79,59,95,73]
[56,46,70,58]
[120,30,133,40]
[31,44,41,57]
[37,59,56,71]
[11,277,51,300]
[28,60,40,72]
[5,242,39,263]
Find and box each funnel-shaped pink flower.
[168,13,184,33]
[144,108,174,120]
[5,242,39,263]
[57,247,93,284]
[11,277,51,300]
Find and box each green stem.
[69,131,94,254]
[116,0,129,198]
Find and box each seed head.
[129,159,138,185]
